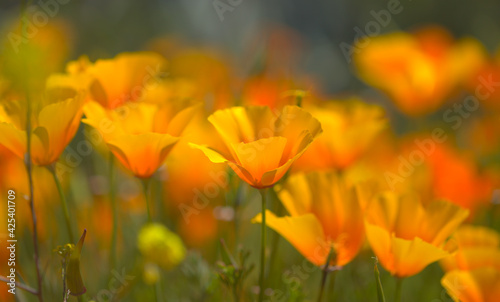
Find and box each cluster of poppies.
[0,17,499,302]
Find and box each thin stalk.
[258,188,268,302]
[317,248,334,302]
[109,153,118,270]
[62,259,66,300]
[394,277,403,302]
[49,166,75,243]
[373,258,386,302]
[21,0,43,299]
[0,275,38,295]
[154,278,162,302]
[142,178,152,222]
[267,196,283,280]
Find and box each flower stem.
[373,258,386,302]
[50,166,75,244]
[21,0,43,300]
[394,277,404,302]
[317,248,334,302]
[258,188,268,302]
[142,178,152,222]
[109,153,118,270]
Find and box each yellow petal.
[33,97,83,165]
[421,200,469,246]
[275,173,313,216]
[252,211,328,266]
[365,221,449,277]
[391,235,450,277]
[453,225,500,249]
[275,105,322,160]
[441,248,500,272]
[164,103,201,137]
[208,106,275,155]
[188,143,229,163]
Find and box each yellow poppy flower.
[252,171,365,266]
[190,105,322,188]
[0,93,83,166]
[364,191,469,277]
[293,99,386,171]
[82,100,198,178]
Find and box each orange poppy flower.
[364,191,469,277]
[83,100,198,178]
[81,52,168,109]
[252,171,365,266]
[190,105,322,188]
[440,225,500,272]
[0,93,83,166]
[442,268,500,302]
[293,99,386,171]
[354,26,485,116]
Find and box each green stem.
[317,248,334,302]
[328,269,338,301]
[109,153,118,270]
[142,178,152,222]
[154,277,162,302]
[267,196,283,282]
[394,277,403,302]
[258,188,268,302]
[373,259,386,302]
[49,166,75,243]
[22,0,43,300]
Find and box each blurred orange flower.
[440,226,500,302]
[442,268,500,302]
[190,105,322,188]
[293,99,386,171]
[426,144,493,216]
[80,52,168,109]
[354,26,485,116]
[364,191,469,277]
[441,225,500,272]
[0,93,83,166]
[252,171,365,266]
[83,100,198,178]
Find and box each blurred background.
[1,0,500,301]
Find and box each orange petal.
[231,137,287,187]
[0,122,26,159]
[108,133,178,178]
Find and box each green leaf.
[67,229,87,296]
